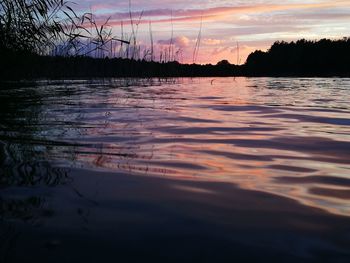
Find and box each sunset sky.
[75,0,350,64]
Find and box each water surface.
[1,78,350,262]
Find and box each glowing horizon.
[75,0,350,64]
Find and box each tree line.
[244,38,350,77]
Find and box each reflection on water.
[2,78,349,215]
[0,78,350,262]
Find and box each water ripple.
[1,77,350,216]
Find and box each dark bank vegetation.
[0,1,349,79]
[0,52,242,79]
[2,38,349,79]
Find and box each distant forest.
[244,38,350,77]
[0,1,349,79]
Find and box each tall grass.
[0,0,78,54]
[148,21,154,61]
[192,14,203,64]
[0,0,129,57]
[0,0,202,64]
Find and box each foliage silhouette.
[244,38,350,77]
[0,0,79,54]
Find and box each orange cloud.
[79,0,350,64]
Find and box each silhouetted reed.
[0,0,77,54]
[193,15,203,64]
[0,0,129,57]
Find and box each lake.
[1,77,350,262]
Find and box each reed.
[169,10,174,62]
[0,0,129,57]
[192,14,203,64]
[0,0,208,69]
[148,21,154,61]
[0,0,64,53]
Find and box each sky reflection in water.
[1,78,350,262]
[1,77,350,217]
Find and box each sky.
[74,0,350,64]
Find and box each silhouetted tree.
[244,38,350,76]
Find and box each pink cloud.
[202,38,223,46]
[158,36,191,48]
[93,1,350,24]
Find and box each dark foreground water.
[1,78,350,262]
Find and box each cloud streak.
[76,0,350,64]
[94,1,350,24]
